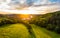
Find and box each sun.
[18,14,33,20]
[20,14,30,18]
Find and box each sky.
[0,0,60,14]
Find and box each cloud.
[0,0,60,14]
[33,0,58,6]
[0,4,60,14]
[0,0,59,9]
[28,4,60,14]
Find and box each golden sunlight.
[18,14,33,20]
[20,14,30,18]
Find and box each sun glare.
[20,14,30,18]
[19,14,33,20]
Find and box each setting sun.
[18,14,33,20]
[20,14,30,18]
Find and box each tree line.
[0,11,60,34]
[29,11,60,34]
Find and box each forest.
[0,11,60,38]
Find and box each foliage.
[30,11,60,33]
[0,11,60,34]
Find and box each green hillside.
[0,24,60,38]
[0,11,60,38]
[0,24,31,38]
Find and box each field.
[0,24,60,38]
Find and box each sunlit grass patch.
[0,24,60,38]
[31,24,51,38]
[40,27,60,38]
[0,24,31,38]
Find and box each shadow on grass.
[0,24,15,28]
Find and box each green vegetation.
[0,11,60,38]
[40,27,60,38]
[0,24,31,38]
[30,11,60,33]
[0,24,60,38]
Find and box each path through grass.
[0,24,60,38]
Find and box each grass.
[31,24,60,38]
[0,24,60,38]
[0,24,31,38]
[31,24,51,38]
[39,27,60,38]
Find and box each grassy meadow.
[0,24,60,38]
